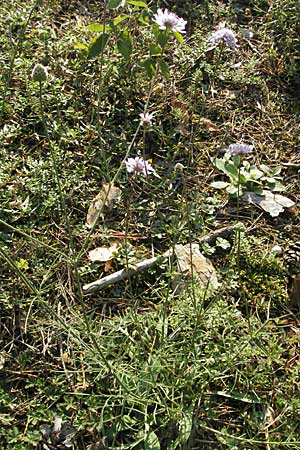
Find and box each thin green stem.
[0,246,39,295]
[236,162,241,277]
[77,47,166,260]
[38,80,74,256]
[1,0,40,118]
[71,263,135,396]
[0,218,68,260]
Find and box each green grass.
[1,0,300,449]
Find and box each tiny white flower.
[139,112,154,127]
[125,157,156,176]
[208,27,237,50]
[154,8,187,34]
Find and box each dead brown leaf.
[86,183,121,228]
[196,117,220,132]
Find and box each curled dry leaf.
[86,183,121,228]
[88,243,120,263]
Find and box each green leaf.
[144,431,160,450]
[88,33,109,59]
[211,181,230,189]
[224,162,239,179]
[216,390,262,404]
[216,237,231,250]
[113,14,130,26]
[87,23,111,32]
[178,407,193,446]
[173,31,184,44]
[214,157,226,173]
[107,0,123,8]
[159,60,170,79]
[74,43,88,50]
[128,0,148,7]
[142,58,156,78]
[226,185,240,195]
[117,31,132,60]
[16,258,29,271]
[157,29,170,47]
[149,44,162,56]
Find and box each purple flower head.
[226,143,254,155]
[125,157,156,176]
[208,27,237,50]
[154,9,187,34]
[139,112,154,127]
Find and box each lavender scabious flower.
[125,157,156,176]
[154,9,187,34]
[139,112,154,127]
[208,28,237,50]
[226,143,254,155]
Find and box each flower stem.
[1,0,40,118]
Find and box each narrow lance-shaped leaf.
[88,33,109,59]
[128,0,148,7]
[211,181,230,189]
[173,31,184,44]
[149,44,162,56]
[117,31,132,60]
[87,23,111,32]
[113,14,130,26]
[159,59,170,79]
[142,57,156,78]
[107,0,123,8]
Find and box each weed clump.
[238,248,289,317]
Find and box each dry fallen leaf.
[88,243,120,263]
[197,117,220,132]
[86,183,121,228]
[243,190,295,217]
[173,243,219,292]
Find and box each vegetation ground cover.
[1,0,300,448]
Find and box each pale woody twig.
[82,226,234,294]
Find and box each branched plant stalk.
[77,42,168,259]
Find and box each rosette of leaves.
[211,154,285,197]
[211,154,295,216]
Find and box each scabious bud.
[31,63,48,82]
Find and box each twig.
[83,250,172,293]
[82,226,234,294]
